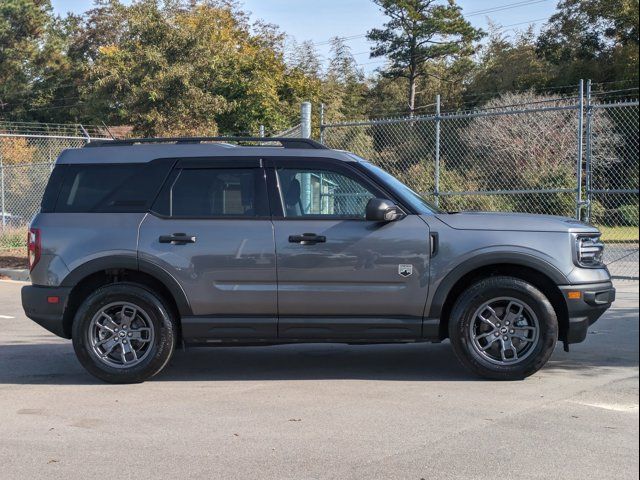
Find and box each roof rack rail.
[84,136,327,149]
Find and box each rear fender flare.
[60,255,192,316]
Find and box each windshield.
[358,160,443,214]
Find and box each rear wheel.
[72,283,176,383]
[449,276,558,380]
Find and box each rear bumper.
[559,282,615,344]
[21,285,72,339]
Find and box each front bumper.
[21,285,72,339]
[559,282,615,344]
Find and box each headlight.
[574,234,605,268]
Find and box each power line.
[310,0,552,47]
[466,0,550,17]
[348,16,551,58]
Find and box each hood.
[434,212,600,233]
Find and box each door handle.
[288,233,326,245]
[159,233,197,245]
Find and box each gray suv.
[21,137,615,383]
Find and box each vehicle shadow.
[0,341,477,384]
[0,331,637,385]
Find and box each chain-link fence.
[0,123,112,255]
[0,121,299,231]
[321,81,639,280]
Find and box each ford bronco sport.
[21,137,615,383]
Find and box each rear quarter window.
[40,166,66,213]
[54,161,173,213]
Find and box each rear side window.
[153,168,268,218]
[40,166,66,213]
[54,161,172,213]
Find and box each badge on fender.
[398,264,413,277]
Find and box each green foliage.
[0,0,68,120]
[80,1,315,136]
[0,0,637,137]
[536,0,639,85]
[618,204,640,226]
[0,226,27,249]
[367,0,483,113]
[593,202,640,227]
[468,27,552,100]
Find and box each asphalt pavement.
[0,279,638,480]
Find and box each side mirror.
[365,198,404,222]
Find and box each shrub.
[618,204,640,226]
[0,226,27,249]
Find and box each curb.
[0,268,29,282]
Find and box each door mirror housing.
[365,198,404,222]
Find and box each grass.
[0,226,27,250]
[597,226,639,243]
[0,227,28,269]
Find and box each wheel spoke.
[512,333,534,343]
[477,306,500,328]
[97,313,118,333]
[99,337,119,356]
[499,337,518,362]
[96,335,116,348]
[129,327,152,343]
[480,336,500,351]
[513,326,536,332]
[503,301,524,324]
[475,331,495,342]
[120,341,137,364]
[120,305,137,326]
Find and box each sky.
[50,0,557,73]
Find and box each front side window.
[155,168,266,217]
[277,168,377,218]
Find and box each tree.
[321,37,367,122]
[366,0,483,115]
[0,0,54,119]
[537,0,639,85]
[468,25,552,103]
[81,0,316,136]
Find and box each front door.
[268,159,431,340]
[138,158,277,342]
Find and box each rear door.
[137,158,277,342]
[267,158,431,340]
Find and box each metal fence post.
[319,103,325,144]
[575,79,585,220]
[301,102,312,139]
[79,124,91,144]
[584,79,593,223]
[0,147,4,231]
[434,94,441,208]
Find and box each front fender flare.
[426,250,568,321]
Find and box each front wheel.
[72,283,176,383]
[449,276,558,380]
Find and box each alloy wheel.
[88,302,155,369]
[468,297,540,366]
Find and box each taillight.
[27,228,41,272]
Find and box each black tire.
[72,283,176,384]
[449,276,558,380]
